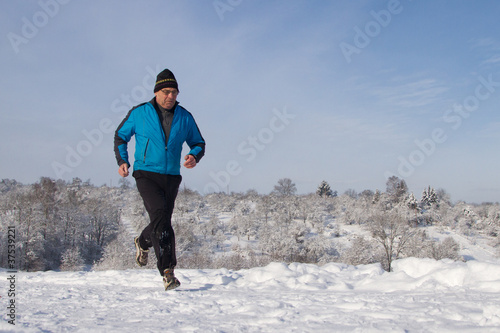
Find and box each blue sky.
[1,0,500,203]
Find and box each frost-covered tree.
[406,192,419,224]
[273,178,297,196]
[94,227,138,271]
[60,247,84,271]
[483,204,500,238]
[406,193,418,211]
[0,179,19,193]
[336,194,359,225]
[80,198,120,263]
[369,212,415,271]
[173,219,198,255]
[303,234,337,263]
[259,222,282,260]
[316,181,333,197]
[271,195,300,227]
[422,237,461,261]
[344,189,358,199]
[360,189,374,200]
[10,192,46,271]
[386,176,408,203]
[341,236,380,266]
[33,177,59,240]
[455,204,478,236]
[118,177,131,190]
[229,213,255,242]
[401,229,430,258]
[258,217,307,263]
[421,186,438,208]
[256,195,275,223]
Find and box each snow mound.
[4,258,500,332]
[181,259,500,293]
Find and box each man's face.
[155,88,178,109]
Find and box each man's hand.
[183,155,197,169]
[118,163,129,177]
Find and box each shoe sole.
[134,237,148,267]
[164,278,181,291]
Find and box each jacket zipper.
[143,139,150,162]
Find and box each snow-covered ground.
[2,257,500,332]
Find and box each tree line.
[0,178,121,271]
[1,176,499,272]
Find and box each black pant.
[133,170,182,275]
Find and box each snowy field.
[2,258,500,332]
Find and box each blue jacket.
[114,99,205,175]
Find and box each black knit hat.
[154,69,178,93]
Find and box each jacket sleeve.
[114,109,135,167]
[186,115,205,163]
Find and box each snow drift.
[2,258,500,332]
